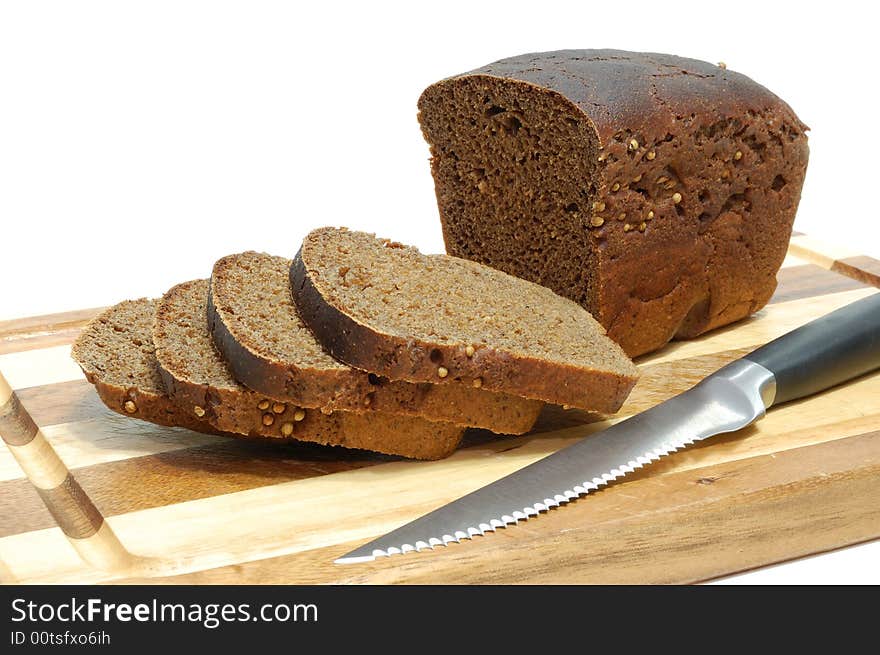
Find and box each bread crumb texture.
[211,252,349,371]
[71,299,220,433]
[303,228,633,368]
[73,298,166,394]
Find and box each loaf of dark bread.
[71,299,221,434]
[208,251,543,434]
[290,227,638,412]
[418,50,809,356]
[154,279,465,459]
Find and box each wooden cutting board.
[1,234,879,584]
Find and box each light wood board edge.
[788,235,880,287]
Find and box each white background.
[0,1,877,583]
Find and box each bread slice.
[154,279,465,459]
[71,299,219,434]
[208,251,542,434]
[290,227,639,412]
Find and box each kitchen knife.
[337,292,880,564]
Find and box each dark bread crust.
[206,274,362,409]
[94,364,460,459]
[463,50,806,143]
[155,280,296,436]
[290,231,637,413]
[208,252,543,434]
[88,378,220,435]
[157,363,463,460]
[418,50,809,356]
[156,279,465,459]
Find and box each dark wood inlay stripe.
[0,393,39,446]
[832,256,880,288]
[35,474,104,539]
[770,264,866,305]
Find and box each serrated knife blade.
[336,293,880,565]
[336,359,775,564]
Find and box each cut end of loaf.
[418,75,603,313]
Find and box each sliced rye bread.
[71,299,220,434]
[290,227,639,412]
[154,279,465,459]
[207,251,542,434]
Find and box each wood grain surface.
[0,242,878,584]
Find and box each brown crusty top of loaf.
[208,251,543,434]
[152,278,465,459]
[71,299,220,434]
[290,227,639,411]
[445,49,807,146]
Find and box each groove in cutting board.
[788,234,880,287]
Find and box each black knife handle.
[744,293,880,407]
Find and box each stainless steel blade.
[336,359,776,564]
